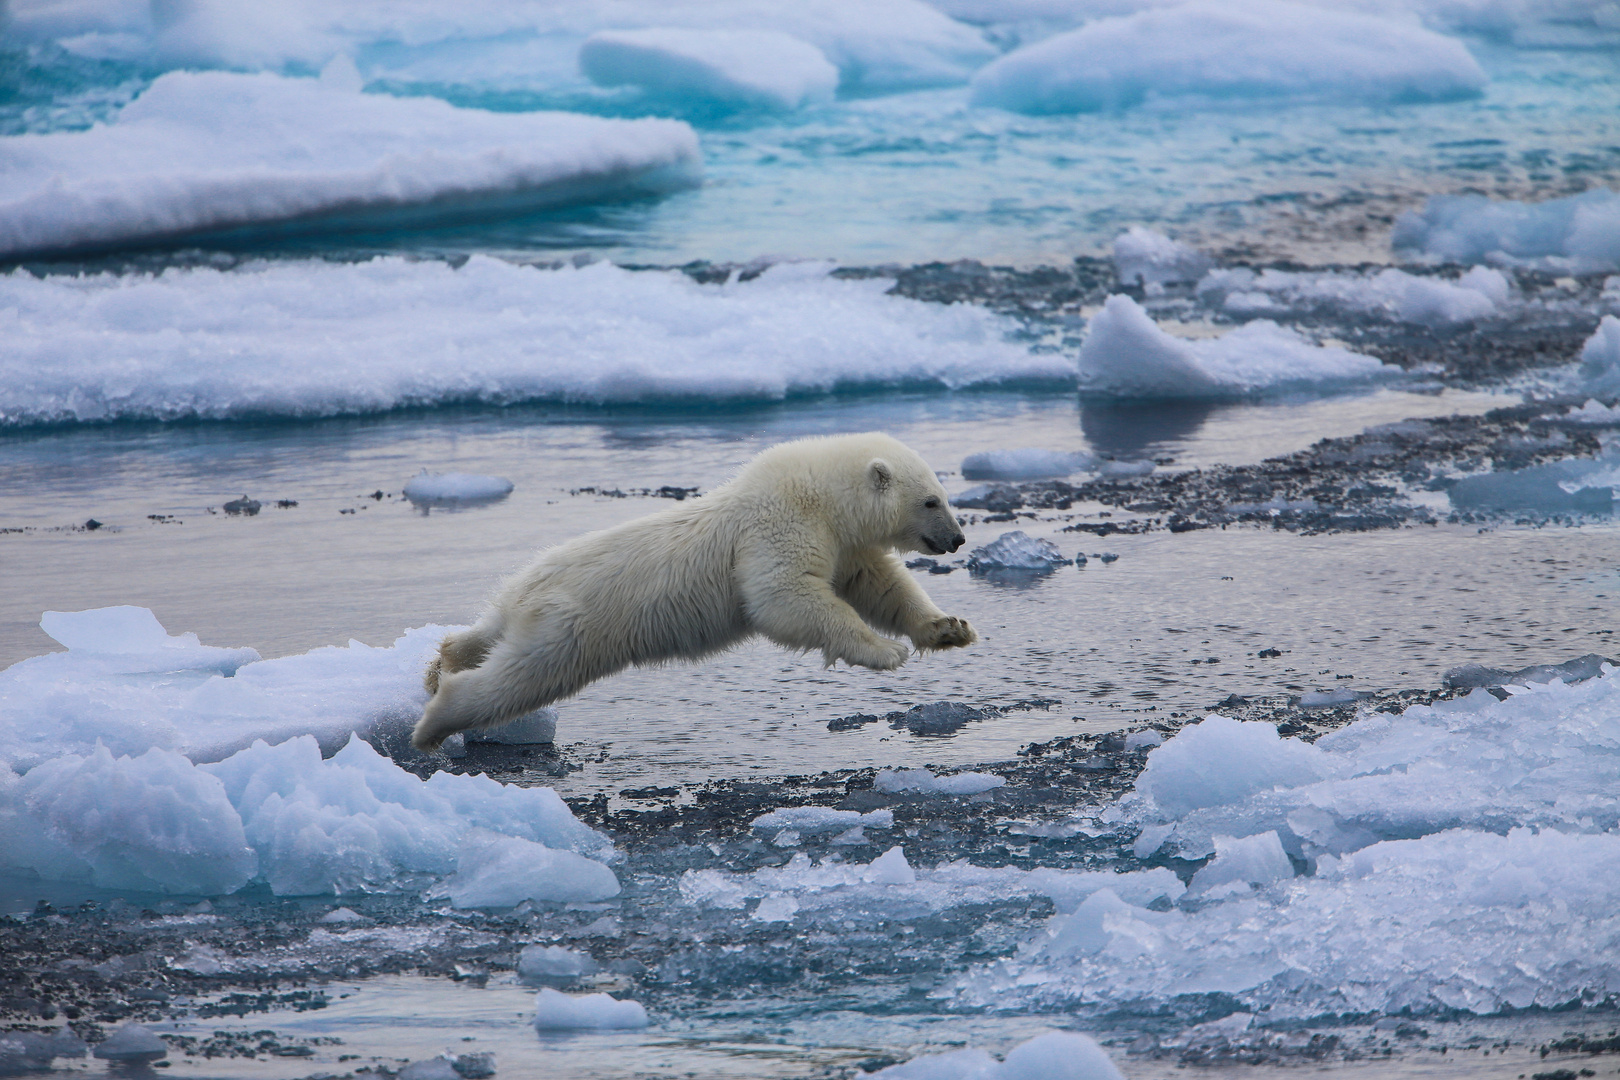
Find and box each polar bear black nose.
[948,533,965,552]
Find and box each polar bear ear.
[868,459,894,492]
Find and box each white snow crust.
[968,0,1486,114]
[580,28,838,110]
[0,257,1057,427]
[0,68,701,259]
[1582,314,1620,397]
[532,987,648,1030]
[0,606,618,900]
[874,768,1007,795]
[1198,265,1510,327]
[953,666,1620,1017]
[402,471,515,505]
[960,449,1093,481]
[1078,294,1393,398]
[868,1031,1124,1080]
[1393,188,1620,273]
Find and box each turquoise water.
[4,40,1617,266]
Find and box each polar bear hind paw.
[914,615,977,651]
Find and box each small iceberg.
[532,988,648,1031]
[403,470,515,507]
[969,0,1485,114]
[1581,315,1620,398]
[1198,265,1510,327]
[874,767,1006,795]
[866,1031,1123,1080]
[580,28,838,111]
[961,448,1093,480]
[1078,294,1393,399]
[967,531,1071,574]
[1114,227,1212,288]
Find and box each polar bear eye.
[924,497,940,509]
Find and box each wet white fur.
[412,432,975,750]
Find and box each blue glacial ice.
[1394,188,1620,273]
[0,65,701,259]
[1447,444,1618,515]
[949,666,1620,1018]
[1078,294,1395,399]
[579,28,838,111]
[967,531,1071,573]
[0,256,1059,427]
[532,987,649,1031]
[960,449,1095,481]
[0,606,617,900]
[968,0,1486,114]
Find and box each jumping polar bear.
[411,433,976,751]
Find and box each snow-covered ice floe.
[1197,265,1510,327]
[8,0,994,96]
[402,470,515,507]
[1581,314,1620,398]
[968,0,1485,114]
[875,767,1006,795]
[961,449,1094,481]
[1393,188,1620,273]
[868,1031,1123,1080]
[0,606,617,900]
[580,28,838,111]
[532,988,648,1031]
[0,66,700,259]
[0,257,1059,427]
[951,665,1620,1018]
[1078,294,1395,398]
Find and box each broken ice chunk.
[961,448,1094,481]
[39,605,259,675]
[92,1024,167,1063]
[1188,831,1296,895]
[749,806,893,835]
[517,945,599,982]
[403,470,514,506]
[967,531,1071,574]
[874,767,1005,795]
[532,988,648,1030]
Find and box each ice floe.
[874,767,1007,795]
[868,1031,1124,1080]
[532,988,648,1031]
[1581,314,1620,397]
[9,0,994,96]
[1447,443,1619,515]
[1197,264,1510,326]
[952,667,1620,1017]
[0,606,617,900]
[0,257,1057,427]
[402,471,515,506]
[1078,294,1393,398]
[960,449,1094,481]
[579,28,838,111]
[1393,188,1620,273]
[968,0,1485,114]
[0,67,701,259]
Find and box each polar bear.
[411,432,975,751]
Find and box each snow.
[1199,265,1510,327]
[1113,227,1212,288]
[0,257,1058,428]
[0,68,701,260]
[967,531,1070,573]
[867,1031,1123,1080]
[402,471,515,506]
[1563,399,1620,425]
[579,28,838,111]
[532,988,649,1031]
[1447,444,1619,515]
[1581,315,1620,397]
[0,607,617,899]
[874,768,1007,795]
[960,449,1093,481]
[1393,188,1620,273]
[952,667,1620,1017]
[968,0,1485,114]
[1078,295,1392,398]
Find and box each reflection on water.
[1080,400,1218,459]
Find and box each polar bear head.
[864,447,966,556]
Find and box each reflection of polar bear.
[412,433,975,751]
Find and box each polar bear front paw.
[913,615,977,651]
[833,637,911,671]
